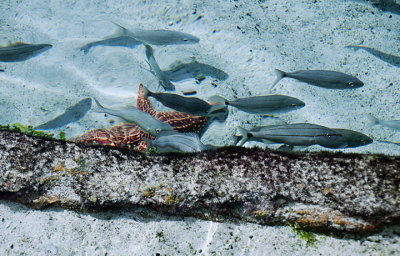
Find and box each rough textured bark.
[0,130,399,234]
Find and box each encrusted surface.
[0,130,399,234]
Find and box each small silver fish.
[113,23,200,45]
[0,42,52,62]
[368,114,400,130]
[143,85,226,117]
[93,98,176,136]
[346,45,400,67]
[144,44,175,91]
[237,123,342,147]
[148,133,211,153]
[210,95,305,114]
[35,98,92,130]
[271,69,364,89]
[318,128,373,149]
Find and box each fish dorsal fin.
[111,22,132,36]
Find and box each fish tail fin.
[206,95,228,121]
[367,114,380,126]
[92,98,107,113]
[144,44,154,59]
[271,69,286,90]
[237,126,250,146]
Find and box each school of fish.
[2,15,399,153]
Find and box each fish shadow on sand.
[346,45,400,67]
[371,0,400,15]
[164,60,229,82]
[35,98,92,130]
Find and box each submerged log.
[0,130,399,234]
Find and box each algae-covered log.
[0,130,399,234]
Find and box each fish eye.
[348,82,355,86]
[183,38,188,41]
[291,104,297,107]
[155,129,160,133]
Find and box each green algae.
[0,122,66,140]
[290,222,318,247]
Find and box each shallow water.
[0,0,399,155]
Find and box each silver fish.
[35,98,92,130]
[271,69,364,89]
[318,128,373,149]
[143,85,226,117]
[93,98,176,136]
[164,60,228,81]
[148,133,211,153]
[368,114,400,130]
[237,123,342,147]
[0,42,52,62]
[80,36,141,54]
[113,23,200,45]
[145,44,175,91]
[210,95,305,114]
[345,45,400,67]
